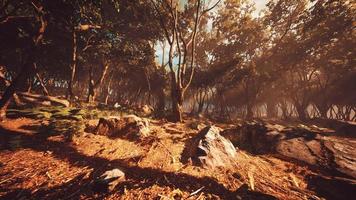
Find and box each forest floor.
[0,106,355,200]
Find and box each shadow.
[307,175,356,200]
[0,188,32,200]
[0,125,277,199]
[165,127,193,143]
[283,127,317,141]
[18,124,42,131]
[311,118,356,138]
[221,122,320,156]
[235,184,278,200]
[219,121,356,181]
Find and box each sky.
[253,0,268,17]
[155,0,268,64]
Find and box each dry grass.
[0,117,323,199]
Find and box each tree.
[0,0,47,119]
[151,0,221,122]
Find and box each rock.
[122,115,150,137]
[114,102,121,109]
[97,102,107,109]
[221,121,356,179]
[307,174,356,200]
[189,121,205,130]
[93,168,125,192]
[182,126,238,169]
[312,118,356,137]
[141,104,154,115]
[94,115,150,138]
[95,117,122,137]
[222,121,275,154]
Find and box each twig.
[188,186,205,197]
[158,194,171,200]
[164,175,171,185]
[0,170,28,184]
[248,171,255,191]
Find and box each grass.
[6,106,131,140]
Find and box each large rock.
[188,121,205,130]
[141,105,154,116]
[95,115,150,138]
[222,121,356,178]
[182,126,238,169]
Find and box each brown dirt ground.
[0,117,325,199]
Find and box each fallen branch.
[17,92,69,107]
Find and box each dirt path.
[0,117,345,199]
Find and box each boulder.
[141,104,154,116]
[122,115,150,137]
[222,121,281,154]
[93,168,125,192]
[182,126,238,169]
[94,115,150,138]
[188,121,205,130]
[221,121,356,178]
[95,117,121,137]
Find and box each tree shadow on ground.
[306,174,356,200]
[0,125,277,200]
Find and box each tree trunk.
[27,77,33,93]
[156,86,165,116]
[246,103,254,119]
[35,72,49,96]
[33,62,49,96]
[0,65,34,119]
[104,74,113,105]
[171,85,183,122]
[0,66,23,106]
[279,100,290,119]
[87,62,109,103]
[296,104,308,121]
[317,104,328,119]
[87,66,95,103]
[67,30,77,99]
[267,100,278,118]
[0,2,46,119]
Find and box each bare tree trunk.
[151,0,219,122]
[171,84,183,122]
[87,66,95,103]
[104,74,113,105]
[246,103,254,119]
[67,30,77,99]
[156,86,165,116]
[87,61,109,103]
[295,104,308,121]
[267,100,278,118]
[0,1,46,119]
[0,66,23,106]
[27,77,33,93]
[33,63,49,96]
[316,104,329,119]
[35,72,49,96]
[0,64,37,119]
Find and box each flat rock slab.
[222,121,356,178]
[182,126,238,169]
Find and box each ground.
[0,106,354,199]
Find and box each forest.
[0,0,355,199]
